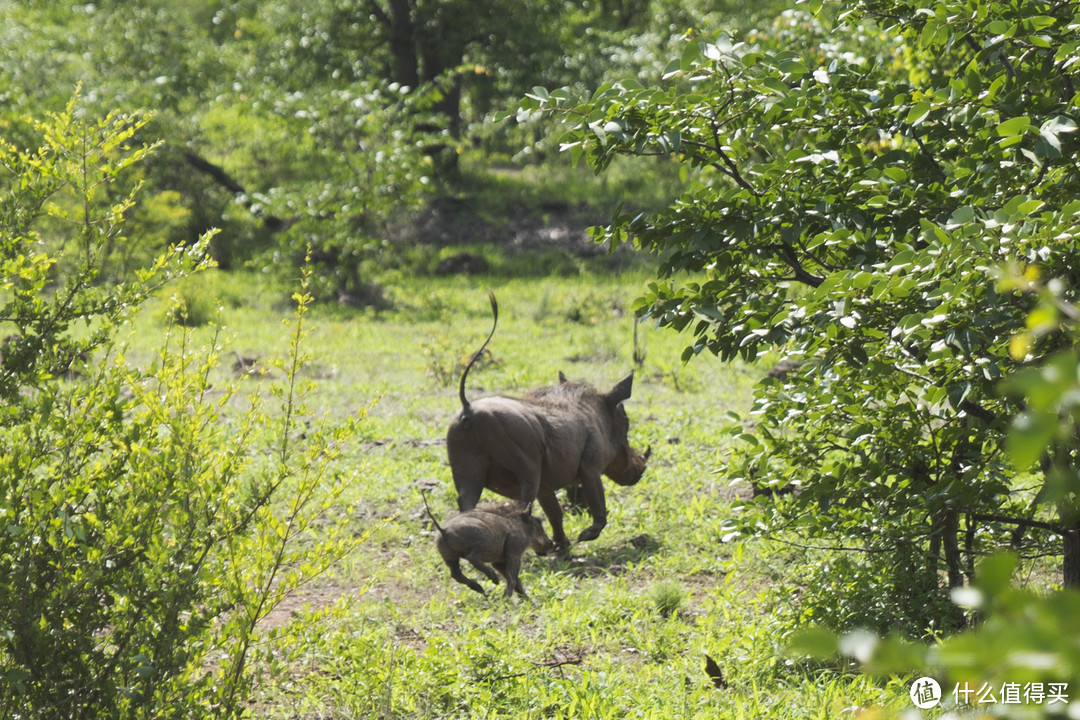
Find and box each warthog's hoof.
[577,525,604,542]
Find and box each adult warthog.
[447,291,650,548]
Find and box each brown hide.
[433,502,554,598]
[447,371,649,548]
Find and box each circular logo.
[910,677,942,709]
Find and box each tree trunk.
[1064,523,1080,588]
[369,0,462,173]
[927,518,942,579]
[417,48,464,172]
[964,514,976,583]
[385,0,420,88]
[943,509,964,588]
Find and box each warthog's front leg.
[536,490,570,550]
[465,555,502,585]
[493,557,528,599]
[575,474,607,542]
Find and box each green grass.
[124,267,915,719]
[453,149,690,222]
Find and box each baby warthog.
[424,496,554,599]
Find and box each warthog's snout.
[610,445,651,487]
[525,512,556,557]
[532,535,556,556]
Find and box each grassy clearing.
[127,267,915,718]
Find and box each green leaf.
[1042,115,1077,135]
[680,41,702,72]
[762,77,789,96]
[779,59,808,78]
[851,271,874,290]
[589,120,608,145]
[918,17,943,47]
[947,205,976,227]
[1005,411,1057,469]
[883,166,908,182]
[995,116,1031,137]
[1039,125,1062,152]
[905,101,931,126]
[1036,466,1080,506]
[974,552,1017,597]
[1026,15,1058,32]
[1039,116,1077,153]
[1017,198,1045,215]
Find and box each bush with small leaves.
[0,93,363,719]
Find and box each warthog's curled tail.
[458,289,498,414]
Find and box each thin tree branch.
[183,150,246,195]
[763,243,825,287]
[911,134,948,183]
[967,512,1065,535]
[759,534,905,554]
[184,149,290,231]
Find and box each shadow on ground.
[555,533,661,579]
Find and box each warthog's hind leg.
[446,558,487,595]
[450,454,490,511]
[536,490,570,550]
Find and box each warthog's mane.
[473,501,530,516]
[526,381,599,405]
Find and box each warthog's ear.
[558,370,568,384]
[604,371,634,405]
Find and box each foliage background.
[2,0,1080,717]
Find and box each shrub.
[649,581,686,618]
[159,271,249,327]
[0,93,361,718]
[525,0,1080,631]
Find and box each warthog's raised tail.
[458,289,498,414]
[421,490,444,534]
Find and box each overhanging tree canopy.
[523,0,1080,631]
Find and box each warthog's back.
[436,512,516,562]
[447,394,594,498]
